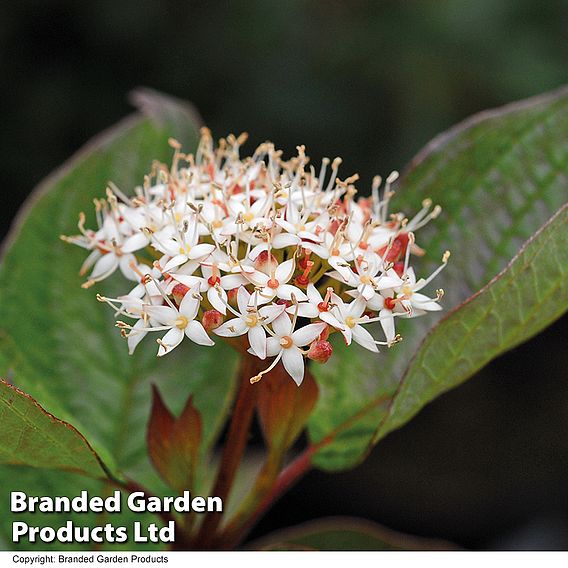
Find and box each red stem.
[219,445,318,549]
[193,356,259,548]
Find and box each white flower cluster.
[64,130,449,386]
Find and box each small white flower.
[261,313,326,385]
[214,287,285,359]
[330,293,379,353]
[246,258,307,305]
[145,283,214,356]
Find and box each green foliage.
[0,90,239,548]
[309,87,568,470]
[248,517,458,551]
[0,380,109,477]
[377,204,567,441]
[0,86,567,549]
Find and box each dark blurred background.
[1,0,567,550]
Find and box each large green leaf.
[246,517,459,551]
[0,380,109,477]
[376,203,567,441]
[309,86,568,470]
[0,89,239,549]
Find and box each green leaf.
[0,89,239,548]
[0,380,110,478]
[309,86,568,471]
[247,517,459,551]
[376,203,568,441]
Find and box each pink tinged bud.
[202,309,223,331]
[393,261,405,277]
[319,324,331,341]
[254,250,278,273]
[307,340,333,364]
[172,283,190,304]
[227,287,239,302]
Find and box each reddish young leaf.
[256,363,318,453]
[147,385,202,493]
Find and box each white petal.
[347,296,367,318]
[360,283,375,301]
[157,327,185,357]
[122,232,149,253]
[320,311,344,330]
[291,322,326,347]
[379,308,396,342]
[146,305,178,325]
[306,283,323,305]
[287,302,319,318]
[170,274,207,291]
[340,326,353,345]
[214,318,247,337]
[266,337,282,357]
[163,254,188,272]
[119,254,139,281]
[200,264,213,280]
[271,312,292,336]
[352,325,379,353]
[248,243,268,261]
[248,325,267,359]
[188,243,215,260]
[412,299,442,311]
[275,259,295,284]
[244,270,270,288]
[272,233,301,249]
[251,287,276,305]
[179,284,201,320]
[258,304,286,323]
[301,242,329,258]
[366,293,385,311]
[127,319,148,354]
[207,286,227,314]
[277,284,307,302]
[274,218,296,233]
[329,257,353,281]
[90,253,118,280]
[185,320,214,346]
[376,274,404,291]
[220,273,248,290]
[282,347,305,385]
[237,285,251,314]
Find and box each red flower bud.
[307,340,333,363]
[202,309,223,331]
[393,261,405,277]
[318,324,331,341]
[377,233,409,263]
[172,283,190,304]
[227,287,239,302]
